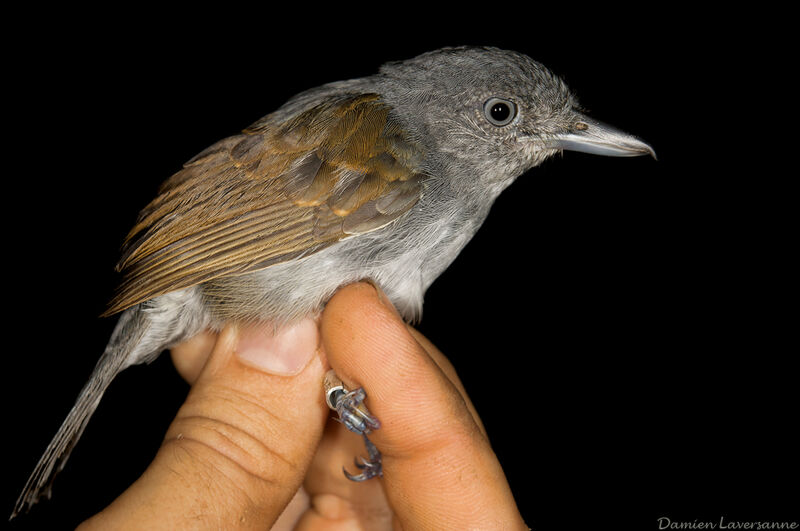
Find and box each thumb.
[79,320,328,530]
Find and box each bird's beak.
[544,113,656,159]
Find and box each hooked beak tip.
[546,114,656,161]
[635,143,658,161]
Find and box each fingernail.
[374,285,403,319]
[235,319,318,375]
[360,280,402,318]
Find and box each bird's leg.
[323,370,382,481]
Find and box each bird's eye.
[483,97,517,127]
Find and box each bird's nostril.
[575,122,589,131]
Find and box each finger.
[297,326,485,528]
[406,326,487,437]
[79,319,329,530]
[170,330,217,384]
[300,418,394,528]
[320,282,527,530]
[271,487,310,531]
[299,324,487,528]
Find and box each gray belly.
[198,196,490,326]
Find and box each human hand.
[78,282,527,530]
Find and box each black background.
[4,5,795,530]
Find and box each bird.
[11,45,654,518]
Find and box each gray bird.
[12,45,654,518]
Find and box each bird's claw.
[323,370,383,481]
[343,433,382,481]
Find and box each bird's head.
[377,46,654,192]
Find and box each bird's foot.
[323,370,382,481]
[344,433,382,481]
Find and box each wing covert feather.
[104,94,424,316]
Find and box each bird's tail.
[10,306,151,520]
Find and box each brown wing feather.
[103,94,424,316]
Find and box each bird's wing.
[103,94,425,316]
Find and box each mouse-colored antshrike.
[12,45,654,518]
